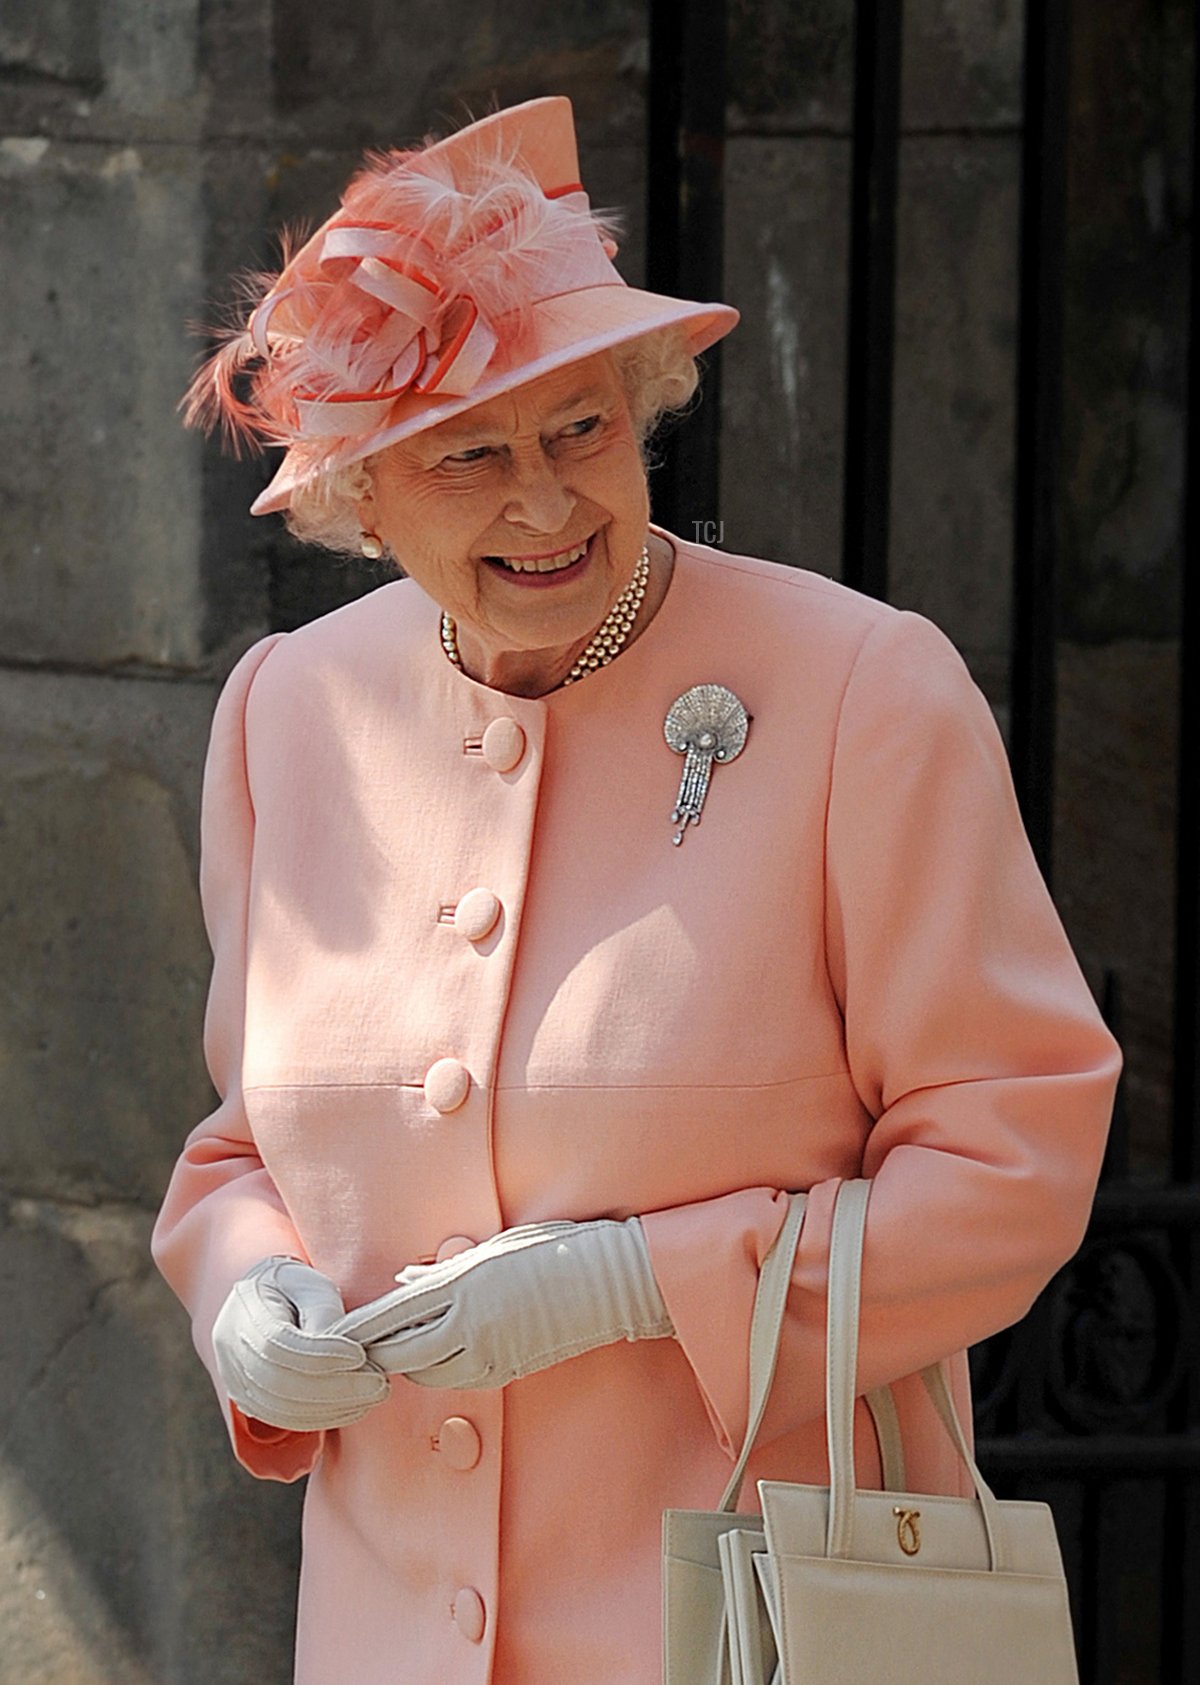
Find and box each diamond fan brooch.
[663,684,750,845]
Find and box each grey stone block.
[266,0,647,148]
[197,0,274,140]
[728,0,1021,139]
[0,0,204,143]
[0,136,275,671]
[728,0,855,134]
[902,0,1024,131]
[888,135,1020,682]
[0,141,210,668]
[718,137,852,576]
[0,1,102,95]
[1059,0,1191,643]
[0,667,222,1205]
[0,1195,300,1685]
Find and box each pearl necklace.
[440,544,651,688]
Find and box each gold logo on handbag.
[893,1506,922,1555]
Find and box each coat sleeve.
[151,631,325,1483]
[639,606,1123,1464]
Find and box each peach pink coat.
[152,525,1122,1685]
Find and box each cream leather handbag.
[662,1178,1080,1685]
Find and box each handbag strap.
[717,1192,907,1513]
[718,1193,809,1511]
[825,1178,1009,1572]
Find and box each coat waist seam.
[242,1069,853,1095]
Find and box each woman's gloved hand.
[331,1219,675,1390]
[212,1256,390,1431]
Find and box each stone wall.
[0,2,1188,1678]
[0,3,651,1678]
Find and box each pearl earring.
[360,531,384,560]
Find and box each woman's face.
[358,351,650,676]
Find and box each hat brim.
[249,284,739,515]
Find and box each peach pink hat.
[182,95,740,516]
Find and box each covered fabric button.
[481,716,526,772]
[435,1235,477,1263]
[452,1587,486,1643]
[436,1416,482,1471]
[423,1058,470,1114]
[453,887,501,943]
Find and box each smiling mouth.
[483,535,594,574]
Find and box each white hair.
[282,327,701,559]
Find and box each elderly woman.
[152,96,1122,1684]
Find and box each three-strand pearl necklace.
[440,543,651,688]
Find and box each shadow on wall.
[1,1196,302,1683]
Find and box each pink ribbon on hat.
[278,228,497,438]
[249,182,621,443]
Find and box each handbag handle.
[826,1178,1009,1571]
[717,1191,906,1512]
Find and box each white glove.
[331,1219,675,1390]
[212,1256,390,1431]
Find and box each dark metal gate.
[647,4,1200,1680]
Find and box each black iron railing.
[840,0,902,605]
